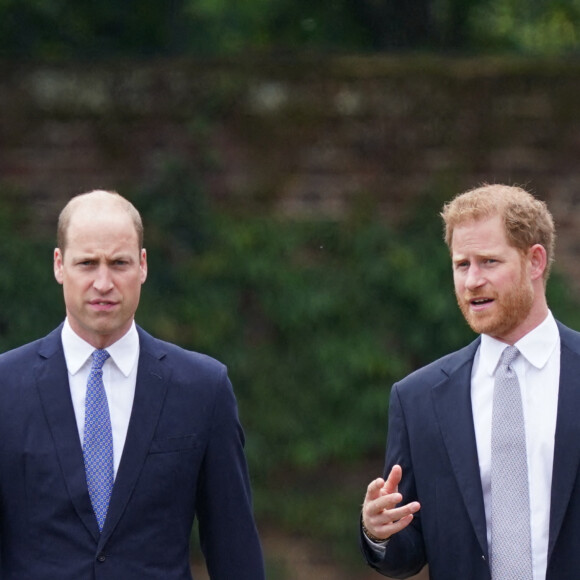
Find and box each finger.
[372,501,421,524]
[364,478,386,503]
[364,491,413,527]
[368,495,421,527]
[372,491,404,513]
[373,512,417,539]
[365,501,421,542]
[383,464,403,495]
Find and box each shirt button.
[97,553,106,563]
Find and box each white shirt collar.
[479,310,559,377]
[61,318,140,377]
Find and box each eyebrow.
[72,252,135,262]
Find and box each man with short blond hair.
[0,190,265,579]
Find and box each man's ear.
[140,248,148,284]
[54,248,64,285]
[528,244,547,281]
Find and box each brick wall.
[2,55,580,282]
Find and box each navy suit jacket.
[0,325,265,580]
[362,321,580,580]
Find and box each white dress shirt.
[365,312,560,580]
[61,318,140,477]
[472,311,560,580]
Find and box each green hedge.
[131,173,477,472]
[2,0,580,58]
[2,173,579,572]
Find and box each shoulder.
[0,340,40,364]
[557,319,580,348]
[0,325,63,367]
[395,337,480,391]
[135,327,238,418]
[137,325,227,377]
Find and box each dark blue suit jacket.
[362,321,580,580]
[0,324,265,580]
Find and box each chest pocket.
[149,434,198,454]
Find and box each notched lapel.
[432,341,489,560]
[99,342,169,545]
[35,333,100,541]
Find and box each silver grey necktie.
[491,346,533,579]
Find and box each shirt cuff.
[363,532,389,553]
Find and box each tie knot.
[499,345,519,369]
[91,349,110,370]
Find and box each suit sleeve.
[195,366,265,580]
[361,382,427,578]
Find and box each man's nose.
[465,265,485,290]
[93,265,114,292]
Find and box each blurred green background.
[2,1,580,578]
[2,0,580,57]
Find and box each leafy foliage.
[0,191,62,352]
[470,0,580,53]
[2,172,580,567]
[131,172,479,476]
[3,0,580,58]
[0,170,477,470]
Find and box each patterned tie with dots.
[83,349,113,532]
[491,346,533,579]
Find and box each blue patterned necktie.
[83,349,113,532]
[491,346,533,579]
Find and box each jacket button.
[97,553,106,563]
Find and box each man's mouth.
[468,297,495,311]
[89,300,117,310]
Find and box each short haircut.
[441,183,556,280]
[57,190,144,252]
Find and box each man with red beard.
[360,184,580,580]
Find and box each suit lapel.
[548,324,580,560]
[99,329,169,546]
[432,339,489,560]
[35,326,100,541]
